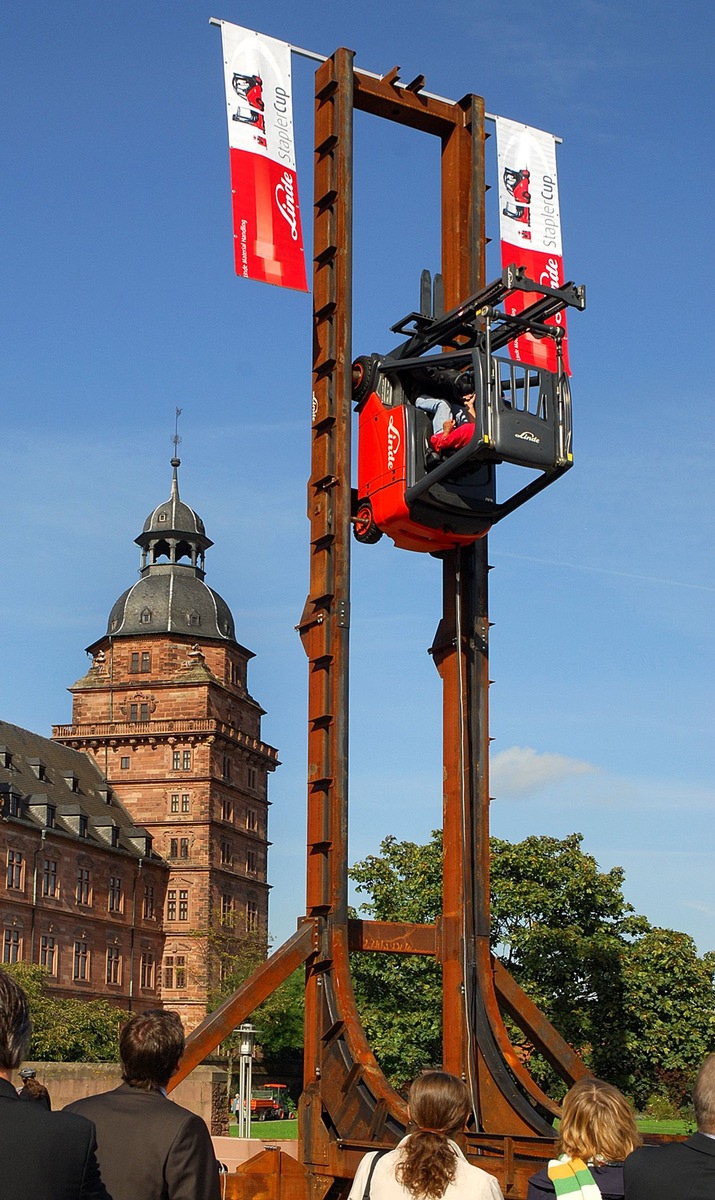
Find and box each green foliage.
[5,963,124,1061]
[348,831,715,1106]
[207,933,305,1061]
[350,835,442,1086]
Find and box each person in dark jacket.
[527,1078,641,1199]
[0,967,108,1200]
[624,1054,715,1198]
[66,1008,220,1200]
[18,1066,52,1109]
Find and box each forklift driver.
[423,370,477,455]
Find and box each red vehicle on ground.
[352,266,585,554]
[250,1083,290,1121]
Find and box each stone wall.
[22,1062,229,1135]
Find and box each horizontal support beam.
[353,68,467,137]
[347,918,437,955]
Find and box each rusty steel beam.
[168,922,317,1090]
[492,956,591,1087]
[347,918,438,955]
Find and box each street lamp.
[236,1022,257,1139]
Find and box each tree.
[349,831,715,1105]
[4,963,124,1061]
[206,932,305,1100]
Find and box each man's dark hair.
[119,1009,185,1090]
[0,967,32,1071]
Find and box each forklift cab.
[352,266,584,554]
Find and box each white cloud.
[491,745,597,798]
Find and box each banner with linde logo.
[496,117,570,374]
[218,21,308,292]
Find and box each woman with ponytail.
[349,1072,503,1200]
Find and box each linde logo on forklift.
[352,265,585,555]
[386,414,401,470]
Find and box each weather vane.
[171,407,183,463]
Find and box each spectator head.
[693,1055,715,1134]
[119,1010,185,1091]
[557,1077,641,1163]
[0,968,32,1073]
[397,1072,472,1200]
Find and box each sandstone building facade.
[50,458,278,1029]
[1,720,167,1010]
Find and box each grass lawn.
[636,1118,693,1136]
[226,1116,689,1142]
[229,1119,298,1139]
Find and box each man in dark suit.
[625,1054,715,1198]
[0,968,108,1200]
[66,1009,220,1200]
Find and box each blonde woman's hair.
[396,1072,470,1199]
[557,1078,641,1163]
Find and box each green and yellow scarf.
[547,1155,601,1199]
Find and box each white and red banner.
[218,22,308,292]
[496,117,569,373]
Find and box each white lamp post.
[236,1022,257,1139]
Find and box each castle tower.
[53,459,279,1029]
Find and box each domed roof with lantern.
[103,458,236,643]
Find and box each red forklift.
[352,265,585,554]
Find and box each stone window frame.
[2,926,22,964]
[108,875,123,914]
[40,934,57,975]
[6,848,24,891]
[76,865,92,907]
[73,939,90,982]
[105,945,122,986]
[42,857,59,899]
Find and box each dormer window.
[27,759,48,782]
[157,510,168,523]
[140,608,152,625]
[0,747,13,770]
[188,611,201,628]
[63,772,80,793]
[78,815,88,838]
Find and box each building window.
[220,840,232,866]
[120,756,130,770]
[40,935,56,975]
[129,703,150,723]
[172,751,181,770]
[6,850,23,891]
[221,798,233,822]
[170,794,179,813]
[78,814,88,838]
[246,808,257,832]
[181,794,190,813]
[221,893,234,925]
[108,876,123,914]
[140,951,154,989]
[130,653,139,673]
[246,849,257,875]
[2,928,21,964]
[163,954,186,990]
[222,755,231,781]
[130,652,151,673]
[167,889,176,921]
[247,767,257,790]
[230,662,243,687]
[106,946,121,985]
[178,890,189,921]
[188,611,200,627]
[140,608,152,624]
[42,859,58,898]
[73,941,89,981]
[143,885,155,920]
[246,901,258,933]
[182,750,191,771]
[179,839,189,859]
[169,838,178,859]
[76,867,91,906]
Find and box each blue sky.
[1,1,714,953]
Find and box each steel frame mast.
[172,49,588,1200]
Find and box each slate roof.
[0,720,163,863]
